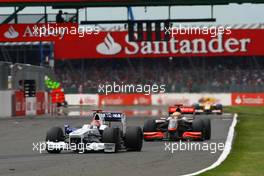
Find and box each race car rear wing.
[102,112,126,136]
[168,106,195,115]
[92,110,124,122]
[103,112,124,122]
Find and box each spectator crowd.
[55,57,264,93]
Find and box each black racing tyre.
[125,126,143,151]
[46,126,64,142]
[102,127,121,152]
[216,104,223,110]
[193,103,200,109]
[193,104,201,114]
[216,104,223,115]
[143,119,157,132]
[201,118,211,140]
[46,126,64,153]
[192,119,205,140]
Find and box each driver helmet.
[91,113,101,127]
[172,112,182,119]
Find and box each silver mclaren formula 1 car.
[45,110,143,153]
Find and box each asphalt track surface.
[0,114,233,176]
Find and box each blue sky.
[0,4,264,25]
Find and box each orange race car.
[143,104,211,141]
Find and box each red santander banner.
[232,93,264,106]
[1,24,264,58]
[55,29,264,59]
[14,91,26,116]
[99,93,151,106]
[36,92,45,115]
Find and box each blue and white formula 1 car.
[45,110,143,153]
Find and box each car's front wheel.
[143,119,157,132]
[125,126,143,151]
[201,118,211,140]
[46,126,64,153]
[192,119,205,140]
[102,127,121,152]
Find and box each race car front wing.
[195,109,222,114]
[143,131,202,140]
[46,141,116,153]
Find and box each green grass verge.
[200,106,264,176]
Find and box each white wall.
[65,94,98,106]
[65,93,231,106]
[0,90,13,117]
[152,93,231,106]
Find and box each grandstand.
[54,57,264,93]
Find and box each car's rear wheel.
[143,119,157,141]
[102,127,121,152]
[216,104,223,115]
[125,126,143,151]
[46,126,64,153]
[201,118,211,140]
[192,119,205,140]
[193,103,201,114]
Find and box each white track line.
[181,113,238,176]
